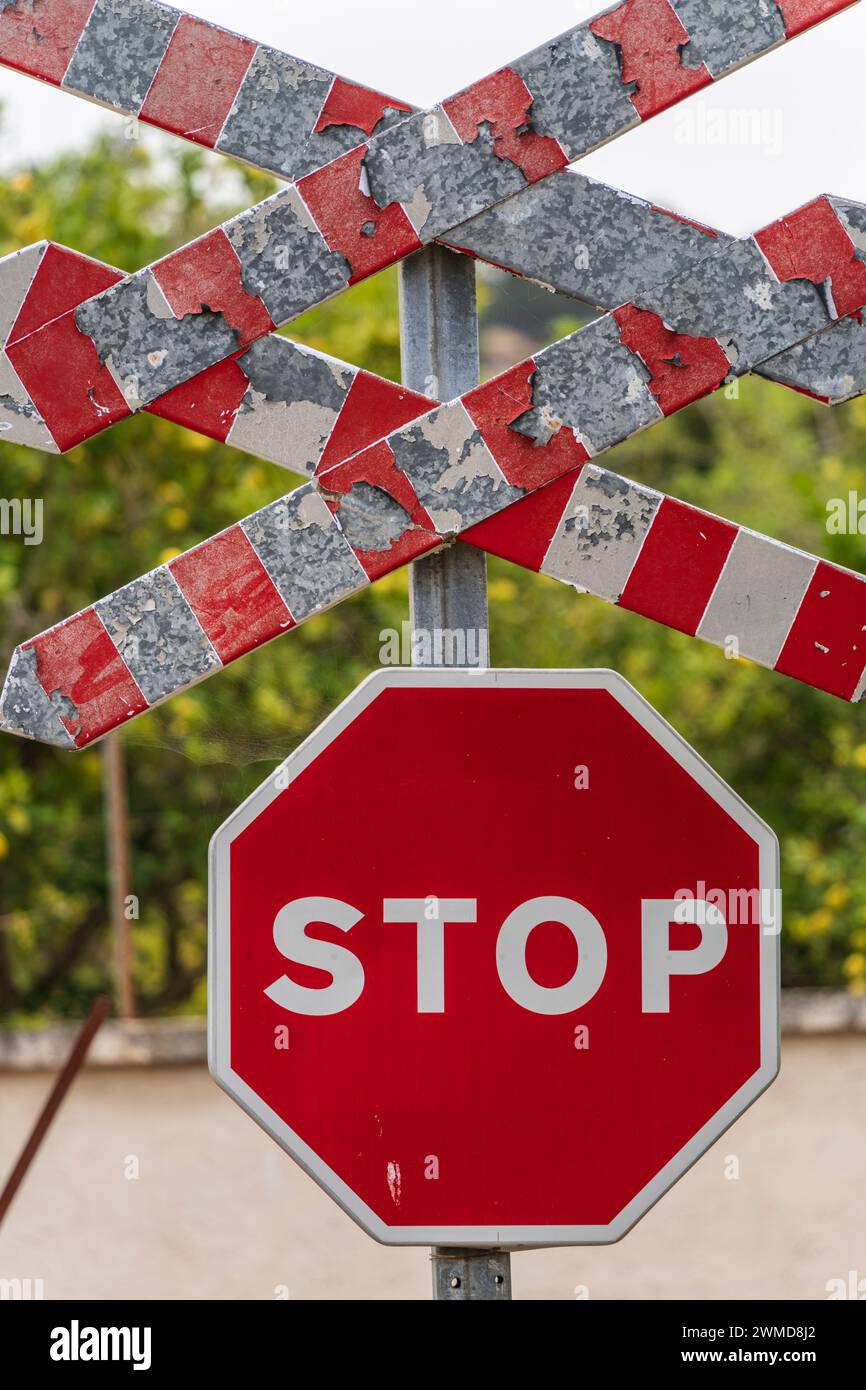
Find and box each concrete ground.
[0,1035,864,1301]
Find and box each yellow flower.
[808,908,833,935]
[165,506,189,531]
[158,547,182,564]
[822,456,842,480]
[824,884,850,911]
[843,952,866,979]
[488,577,518,604]
[853,745,866,770]
[5,805,29,834]
[0,831,8,859]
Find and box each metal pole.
[399,244,511,1301]
[102,732,136,1018]
[0,996,110,1229]
[399,245,489,658]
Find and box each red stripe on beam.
[313,77,412,136]
[6,309,132,451]
[462,360,589,491]
[139,15,256,148]
[297,146,421,285]
[461,470,582,573]
[755,196,866,319]
[0,0,96,85]
[7,244,123,346]
[152,229,274,348]
[614,304,731,415]
[321,439,440,580]
[619,498,737,634]
[589,0,712,121]
[774,0,859,38]
[316,370,433,474]
[27,610,147,748]
[443,68,568,183]
[170,526,294,663]
[774,560,866,700]
[145,354,250,443]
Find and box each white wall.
[0,1036,864,1300]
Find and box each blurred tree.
[0,125,865,1022]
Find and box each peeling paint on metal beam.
[297,146,421,284]
[241,486,369,622]
[671,0,785,77]
[612,303,731,414]
[589,0,712,120]
[755,195,866,319]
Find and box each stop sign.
[209,669,779,1247]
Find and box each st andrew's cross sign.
[0,0,865,749]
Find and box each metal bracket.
[431,1248,513,1301]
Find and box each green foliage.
[0,128,865,1020]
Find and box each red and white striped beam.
[5,188,866,745]
[5,154,866,464]
[4,175,866,470]
[0,1,852,189]
[462,469,866,705]
[3,447,863,751]
[0,0,857,452]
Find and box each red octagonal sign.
[209,670,779,1247]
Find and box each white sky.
[0,0,863,235]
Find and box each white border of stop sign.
[209,669,780,1249]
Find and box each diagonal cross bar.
[4,448,863,751]
[4,168,866,460]
[0,0,855,451]
[1,1,852,188]
[4,189,866,746]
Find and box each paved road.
[0,1036,864,1300]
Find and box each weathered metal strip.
[0,0,854,444]
[461,465,866,703]
[3,1,842,180]
[5,190,866,457]
[7,189,866,746]
[7,433,865,751]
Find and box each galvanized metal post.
[399,245,489,663]
[399,243,511,1301]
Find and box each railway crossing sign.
[2,0,866,746]
[209,669,779,1247]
